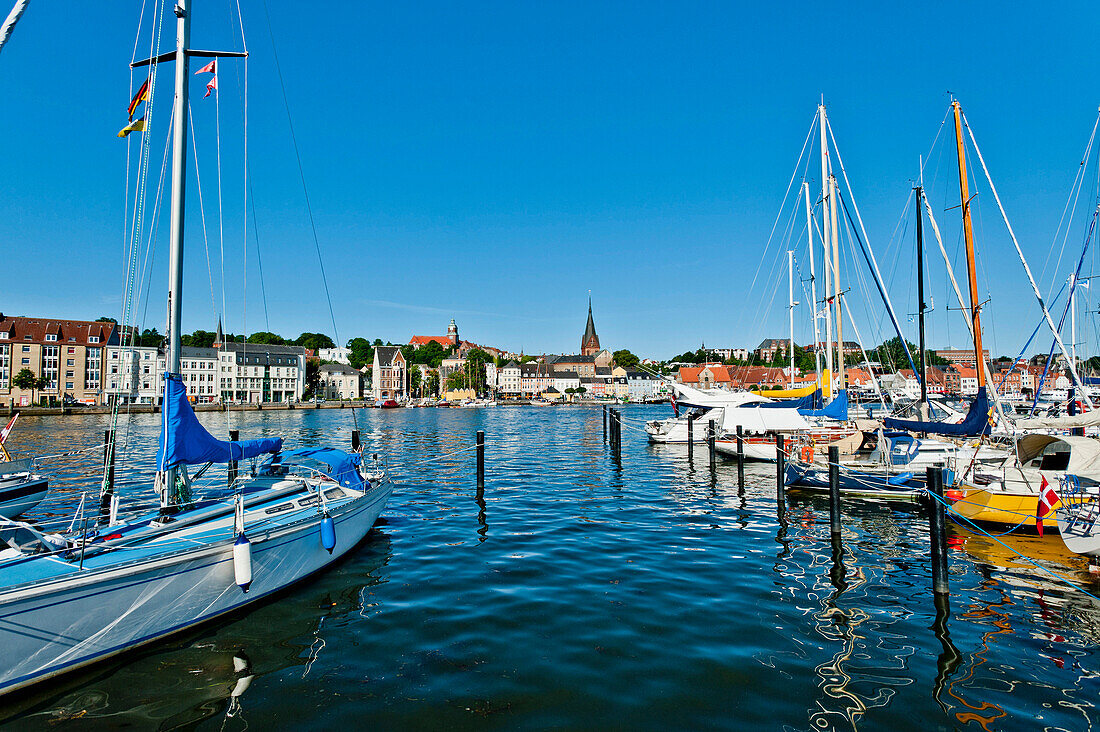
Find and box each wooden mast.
[952,100,986,389]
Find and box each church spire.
[581,296,600,356]
[214,317,224,347]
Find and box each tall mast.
[819,104,833,385]
[830,175,845,391]
[163,0,191,503]
[1070,271,1077,369]
[788,249,796,388]
[916,185,928,408]
[951,100,986,389]
[803,182,822,381]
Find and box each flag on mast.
[204,75,218,98]
[127,77,149,121]
[0,413,17,444]
[117,117,146,138]
[194,59,216,75]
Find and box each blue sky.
[3,1,1100,361]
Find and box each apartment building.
[319,363,363,400]
[216,342,306,403]
[0,315,119,407]
[105,345,220,404]
[372,346,409,401]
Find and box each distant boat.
[0,415,48,518]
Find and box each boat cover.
[1014,434,1100,476]
[156,373,282,471]
[799,389,849,420]
[1013,410,1100,430]
[751,370,831,400]
[276,447,365,490]
[882,387,992,437]
[719,406,810,433]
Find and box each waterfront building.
[934,348,991,365]
[498,360,521,396]
[0,315,120,407]
[103,345,220,404]
[754,339,795,362]
[372,346,410,401]
[215,341,306,403]
[625,370,661,400]
[677,364,735,389]
[319,363,363,400]
[551,370,580,398]
[409,319,503,360]
[317,347,352,365]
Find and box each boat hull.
[949,486,1077,529]
[0,481,392,696]
[784,461,924,499]
[0,476,48,519]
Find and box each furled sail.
[882,387,991,437]
[156,373,282,471]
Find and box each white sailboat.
[0,0,392,696]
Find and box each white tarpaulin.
[1013,411,1100,431]
[720,406,810,434]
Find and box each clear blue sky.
[3,1,1100,361]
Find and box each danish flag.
[1036,475,1058,537]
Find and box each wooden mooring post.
[228,429,239,486]
[926,466,949,595]
[476,430,485,489]
[603,405,607,443]
[687,413,694,450]
[775,434,786,505]
[828,445,841,537]
[351,429,361,452]
[98,429,116,522]
[736,425,745,489]
[707,425,716,471]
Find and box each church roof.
[583,298,598,344]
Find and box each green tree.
[445,370,468,391]
[347,337,374,370]
[96,316,118,324]
[138,328,163,347]
[465,349,492,393]
[410,368,423,396]
[295,332,336,351]
[372,338,383,347]
[248,331,287,346]
[303,360,321,400]
[426,370,440,397]
[181,329,217,348]
[613,349,640,369]
[12,368,48,405]
[410,340,446,368]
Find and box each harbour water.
[3,405,1100,729]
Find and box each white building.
[624,370,661,401]
[318,347,352,365]
[552,371,580,397]
[105,345,220,404]
[319,363,362,400]
[217,342,306,403]
[498,361,521,396]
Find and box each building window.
[21,345,30,352]
[45,333,57,342]
[65,382,74,390]
[66,359,75,366]
[68,337,76,342]
[0,332,7,339]
[89,336,100,344]
[21,358,29,365]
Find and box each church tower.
[581,298,600,356]
[447,318,459,346]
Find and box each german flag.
[127,77,149,121]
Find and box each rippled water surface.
[3,405,1100,730]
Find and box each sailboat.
[0,414,48,519]
[0,0,393,696]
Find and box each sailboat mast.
[166,0,191,376]
[916,186,928,406]
[830,175,845,391]
[788,249,795,388]
[951,100,986,389]
[819,104,833,384]
[804,182,822,381]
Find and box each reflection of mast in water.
[807,535,914,731]
[931,593,962,713]
[944,581,1010,729]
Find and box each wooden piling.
[228,429,239,486]
[776,434,786,504]
[476,430,485,489]
[98,429,116,522]
[352,429,361,452]
[708,425,716,471]
[828,445,841,536]
[603,405,607,443]
[927,466,949,595]
[736,425,745,489]
[687,413,694,448]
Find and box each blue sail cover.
[277,447,365,490]
[759,388,825,411]
[155,373,283,471]
[883,387,992,437]
[799,389,849,420]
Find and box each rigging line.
[215,64,225,330]
[1039,112,1099,294]
[746,113,818,298]
[962,111,1094,409]
[187,101,221,328]
[247,175,271,330]
[259,0,342,349]
[134,107,176,341]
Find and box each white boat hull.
[0,481,392,696]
